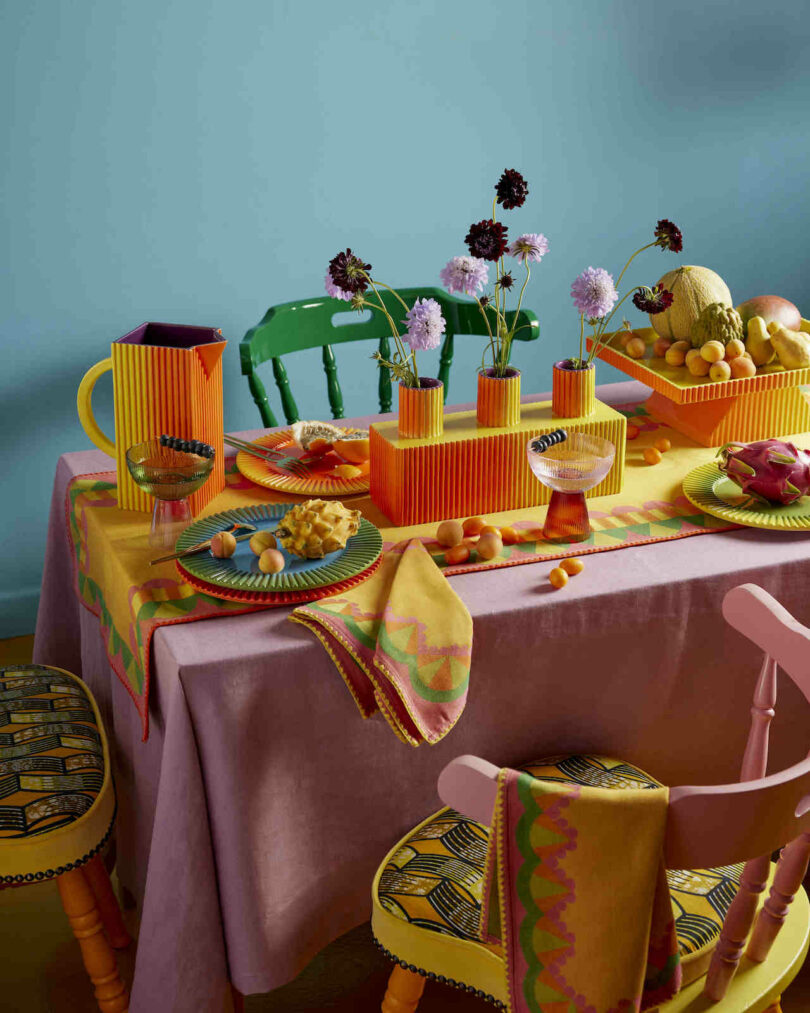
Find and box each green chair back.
[239,286,539,427]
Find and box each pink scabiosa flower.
[324,272,352,302]
[509,233,549,264]
[440,256,489,296]
[570,267,618,318]
[465,219,509,261]
[403,298,446,351]
[632,284,674,314]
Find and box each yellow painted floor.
[4,636,810,1012]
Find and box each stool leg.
[230,984,245,1013]
[57,868,130,1013]
[381,965,425,1013]
[83,854,132,949]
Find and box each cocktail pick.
[530,429,568,454]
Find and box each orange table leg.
[57,868,130,1013]
[83,854,132,950]
[381,964,425,1012]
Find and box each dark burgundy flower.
[465,219,509,261]
[632,284,674,314]
[497,272,515,290]
[495,169,529,210]
[479,294,491,308]
[328,248,372,294]
[654,219,683,253]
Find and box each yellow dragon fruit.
[275,499,361,558]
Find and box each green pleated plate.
[175,503,383,592]
[682,462,810,531]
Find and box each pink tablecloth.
[33,381,810,1012]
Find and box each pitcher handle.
[77,358,116,458]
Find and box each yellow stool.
[0,663,130,1012]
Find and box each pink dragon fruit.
[718,438,810,505]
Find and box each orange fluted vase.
[398,378,444,439]
[552,360,595,418]
[477,368,521,427]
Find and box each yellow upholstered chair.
[371,585,810,1012]
[0,663,130,1013]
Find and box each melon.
[649,266,732,342]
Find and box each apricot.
[211,531,237,558]
[625,336,646,359]
[476,532,503,561]
[700,340,725,363]
[462,516,486,537]
[618,329,635,347]
[730,355,757,379]
[709,360,732,382]
[479,524,500,537]
[686,349,711,377]
[643,447,662,465]
[499,526,519,545]
[654,437,671,453]
[258,548,285,574]
[333,463,363,479]
[521,527,544,543]
[560,557,584,576]
[652,337,672,358]
[725,338,746,360]
[626,424,640,440]
[665,341,690,366]
[548,567,568,589]
[444,544,470,565]
[436,520,464,547]
[249,530,277,556]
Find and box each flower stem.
[614,241,656,291]
[366,278,414,385]
[367,276,411,316]
[579,314,584,365]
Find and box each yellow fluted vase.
[477,368,521,427]
[398,379,444,439]
[552,360,596,418]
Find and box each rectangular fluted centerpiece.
[369,398,626,525]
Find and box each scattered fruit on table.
[644,447,663,465]
[650,266,732,341]
[249,530,277,555]
[548,567,569,589]
[479,524,500,537]
[699,340,725,363]
[499,526,519,545]
[626,424,640,439]
[476,531,503,560]
[462,516,486,536]
[521,527,544,542]
[211,531,237,558]
[685,348,711,377]
[709,360,732,382]
[652,337,672,358]
[746,316,775,365]
[729,356,756,379]
[718,438,810,505]
[736,295,801,332]
[560,557,584,576]
[258,548,286,574]
[290,420,345,454]
[626,336,646,359]
[654,437,671,453]
[664,340,690,366]
[331,433,370,464]
[445,544,471,565]
[332,463,363,480]
[275,499,361,558]
[437,519,465,546]
[771,327,810,369]
[690,302,744,349]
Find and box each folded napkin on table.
[289,539,473,745]
[482,766,680,1012]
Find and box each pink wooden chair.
[371,584,810,1011]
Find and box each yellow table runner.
[66,402,764,740]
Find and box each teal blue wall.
[3,1,810,635]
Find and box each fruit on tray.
[729,356,756,379]
[275,499,361,558]
[549,567,568,589]
[626,336,646,358]
[686,349,711,377]
[437,520,464,546]
[249,530,277,555]
[618,328,636,347]
[652,337,672,358]
[700,340,726,363]
[771,327,810,369]
[746,316,775,366]
[258,548,285,574]
[211,531,237,558]
[331,433,370,464]
[718,439,810,505]
[560,557,584,575]
[650,266,733,341]
[736,295,802,332]
[725,338,746,360]
[290,421,345,454]
[665,340,690,366]
[709,361,732,382]
[690,302,744,349]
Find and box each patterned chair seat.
[0,664,115,885]
[372,755,744,1008]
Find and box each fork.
[223,435,311,478]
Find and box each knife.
[149,523,258,566]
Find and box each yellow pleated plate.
[235,429,370,496]
[682,461,810,530]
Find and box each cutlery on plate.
[223,435,311,478]
[149,522,257,566]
